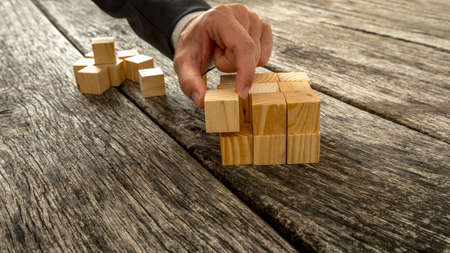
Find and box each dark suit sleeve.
[91,0,211,59]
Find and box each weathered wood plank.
[34,0,450,252]
[0,1,297,252]
[207,0,450,143]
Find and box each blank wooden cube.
[84,51,94,58]
[139,68,165,97]
[278,81,311,93]
[106,59,126,87]
[92,37,116,65]
[216,83,248,123]
[284,90,320,134]
[204,89,240,133]
[125,55,154,82]
[117,49,139,60]
[278,72,310,83]
[287,132,320,164]
[248,82,279,95]
[253,73,279,83]
[220,123,253,165]
[73,57,95,84]
[77,66,110,95]
[253,134,286,165]
[252,93,286,135]
[220,74,236,85]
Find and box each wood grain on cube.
[253,73,279,83]
[124,54,154,82]
[216,82,248,122]
[220,123,253,165]
[253,135,286,165]
[278,81,311,93]
[287,132,320,164]
[204,89,240,133]
[72,57,94,84]
[91,37,116,65]
[77,65,110,95]
[252,93,286,135]
[284,90,320,134]
[139,67,165,97]
[277,72,310,83]
[248,82,280,95]
[117,49,138,60]
[105,59,126,87]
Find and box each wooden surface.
[0,1,297,252]
[6,0,450,252]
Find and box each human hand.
[173,4,273,108]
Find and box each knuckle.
[230,3,248,16]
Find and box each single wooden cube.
[77,65,110,95]
[220,123,253,165]
[73,57,95,84]
[287,132,320,164]
[125,54,154,82]
[220,74,236,85]
[252,93,286,135]
[84,51,94,58]
[139,68,165,97]
[278,81,311,93]
[91,37,116,65]
[278,72,310,83]
[216,83,248,123]
[253,134,286,165]
[105,59,126,87]
[284,90,320,134]
[248,82,280,95]
[253,73,279,83]
[204,89,240,133]
[117,49,139,60]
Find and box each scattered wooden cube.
[117,49,139,60]
[253,134,286,165]
[73,57,95,84]
[139,68,165,97]
[84,51,94,58]
[253,73,279,83]
[278,72,310,83]
[105,59,126,87]
[125,54,154,82]
[284,90,320,134]
[251,93,286,135]
[91,37,116,65]
[278,81,311,93]
[204,89,240,133]
[77,65,110,95]
[287,132,320,164]
[220,123,253,165]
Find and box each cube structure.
[287,132,320,164]
[139,68,165,97]
[254,135,286,165]
[204,89,240,133]
[220,123,253,165]
[284,90,320,134]
[278,72,310,83]
[73,57,95,84]
[77,65,110,95]
[125,54,154,82]
[252,73,279,83]
[91,37,116,65]
[105,59,126,87]
[278,81,311,93]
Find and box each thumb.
[174,57,207,108]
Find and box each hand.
[174,4,273,108]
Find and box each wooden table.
[1,0,449,252]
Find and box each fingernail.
[192,91,201,106]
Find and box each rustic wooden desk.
[1,0,449,252]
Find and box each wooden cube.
[85,51,94,58]
[105,59,126,87]
[278,72,310,83]
[91,37,116,65]
[248,82,279,95]
[253,134,286,165]
[204,89,240,133]
[284,90,320,134]
[252,93,286,135]
[139,68,165,97]
[287,132,320,164]
[216,83,248,123]
[117,49,139,60]
[220,123,253,165]
[220,74,236,85]
[253,73,279,83]
[278,81,311,93]
[125,55,154,82]
[77,66,110,95]
[73,57,95,84]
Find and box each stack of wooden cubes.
[204,72,320,166]
[72,37,166,97]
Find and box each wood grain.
[139,68,165,97]
[0,1,297,252]
[33,0,450,251]
[287,132,320,164]
[284,90,321,134]
[91,37,116,65]
[252,93,286,136]
[204,89,240,133]
[220,123,253,165]
[253,134,287,165]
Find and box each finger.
[259,22,273,66]
[214,46,236,73]
[174,54,207,108]
[229,4,250,31]
[247,12,263,62]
